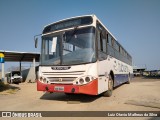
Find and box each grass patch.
[0,81,20,95]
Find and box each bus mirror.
[35,37,38,48]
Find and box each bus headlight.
[40,77,43,82]
[39,76,49,84]
[43,78,46,83]
[74,76,96,85]
[85,77,90,82]
[79,78,84,84]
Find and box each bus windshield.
[41,26,96,66]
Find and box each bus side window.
[98,31,107,53]
[100,32,103,51]
[98,31,101,51]
[102,37,107,53]
[111,38,114,47]
[97,30,105,52]
[114,41,119,59]
[108,34,112,46]
[115,41,119,51]
[97,30,107,60]
[107,34,115,57]
[101,32,107,53]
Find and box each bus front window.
[41,27,96,66]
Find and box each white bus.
[36,15,133,97]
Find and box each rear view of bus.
[36,15,133,97]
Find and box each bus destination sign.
[43,16,93,34]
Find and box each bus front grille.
[48,77,76,84]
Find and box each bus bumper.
[37,79,98,95]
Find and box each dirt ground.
[0,77,160,120]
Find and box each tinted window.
[114,41,119,51]
[108,34,112,46]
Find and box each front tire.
[103,75,113,97]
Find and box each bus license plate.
[54,86,64,91]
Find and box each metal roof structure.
[0,50,40,62]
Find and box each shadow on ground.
[0,81,20,94]
[40,92,102,103]
[40,82,130,103]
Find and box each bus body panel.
[37,63,99,95]
[97,55,133,94]
[39,62,98,79]
[37,77,98,95]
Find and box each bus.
[36,15,133,97]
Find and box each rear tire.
[126,74,131,84]
[103,75,113,97]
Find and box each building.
[133,66,146,76]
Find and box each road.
[0,77,160,120]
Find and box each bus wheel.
[126,74,131,84]
[103,75,113,97]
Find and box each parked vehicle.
[6,71,23,84]
[133,71,141,76]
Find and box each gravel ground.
[0,77,160,120]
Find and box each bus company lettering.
[51,66,71,70]
[114,61,129,72]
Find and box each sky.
[0,0,160,70]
